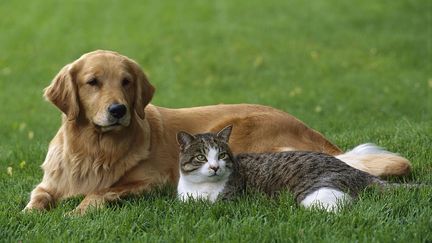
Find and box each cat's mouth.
[209,172,224,177]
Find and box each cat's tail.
[335,143,411,177]
[372,179,425,190]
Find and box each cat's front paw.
[178,192,194,202]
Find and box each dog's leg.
[23,184,57,212]
[68,180,153,215]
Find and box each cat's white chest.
[177,176,227,202]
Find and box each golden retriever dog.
[23,50,411,214]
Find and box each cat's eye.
[195,155,206,161]
[218,152,228,160]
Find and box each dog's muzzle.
[108,103,127,119]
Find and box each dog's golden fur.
[24,50,411,214]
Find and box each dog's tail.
[336,143,411,177]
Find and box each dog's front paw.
[22,206,38,213]
[22,202,48,213]
[65,195,105,216]
[64,206,88,217]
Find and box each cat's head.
[176,125,235,183]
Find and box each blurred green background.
[0,0,431,241]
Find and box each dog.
[23,50,411,214]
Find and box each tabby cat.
[176,125,391,211]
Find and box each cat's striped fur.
[176,125,387,211]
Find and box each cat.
[176,125,393,212]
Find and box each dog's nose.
[210,166,219,172]
[108,104,127,119]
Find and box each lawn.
[0,0,431,242]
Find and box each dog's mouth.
[94,123,123,132]
[93,114,131,133]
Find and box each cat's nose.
[209,166,219,172]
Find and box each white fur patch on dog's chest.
[177,177,227,202]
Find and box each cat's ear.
[216,125,233,143]
[176,131,195,148]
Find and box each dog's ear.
[216,125,233,143]
[44,64,79,121]
[127,58,155,120]
[177,131,195,149]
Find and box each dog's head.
[44,50,154,132]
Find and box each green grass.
[1,0,431,242]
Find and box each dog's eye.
[122,78,130,87]
[87,78,98,86]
